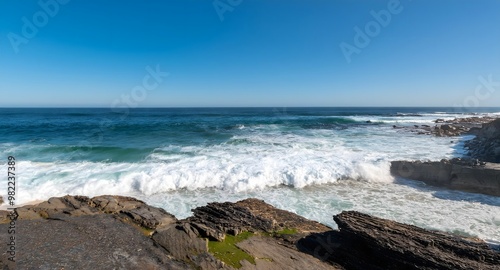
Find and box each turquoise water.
[1,107,500,243]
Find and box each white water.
[8,126,457,200]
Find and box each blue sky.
[1,0,499,107]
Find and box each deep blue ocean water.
[2,107,499,162]
[1,107,500,243]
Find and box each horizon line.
[1,106,500,109]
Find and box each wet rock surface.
[1,196,498,269]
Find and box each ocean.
[1,107,500,244]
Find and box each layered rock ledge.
[299,211,500,270]
[1,195,498,269]
[390,159,500,196]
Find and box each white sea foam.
[5,127,460,201]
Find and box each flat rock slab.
[0,215,189,270]
[391,160,500,196]
[237,235,342,270]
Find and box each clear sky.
[1,0,499,107]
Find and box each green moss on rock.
[208,231,256,268]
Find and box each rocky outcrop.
[299,211,500,270]
[0,196,338,270]
[1,196,499,269]
[390,117,500,196]
[390,159,500,196]
[432,116,498,137]
[151,222,225,269]
[394,116,498,137]
[0,195,177,230]
[0,195,188,269]
[432,124,468,137]
[4,215,190,269]
[187,198,330,241]
[465,118,500,162]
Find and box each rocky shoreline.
[391,159,500,196]
[1,195,499,269]
[391,117,500,196]
[393,116,498,137]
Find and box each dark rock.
[187,201,273,241]
[236,198,330,233]
[406,116,500,137]
[441,124,455,131]
[186,198,330,241]
[390,160,500,196]
[299,211,500,270]
[152,222,215,264]
[334,211,500,269]
[465,118,500,163]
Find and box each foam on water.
[7,126,459,201]
[4,122,462,201]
